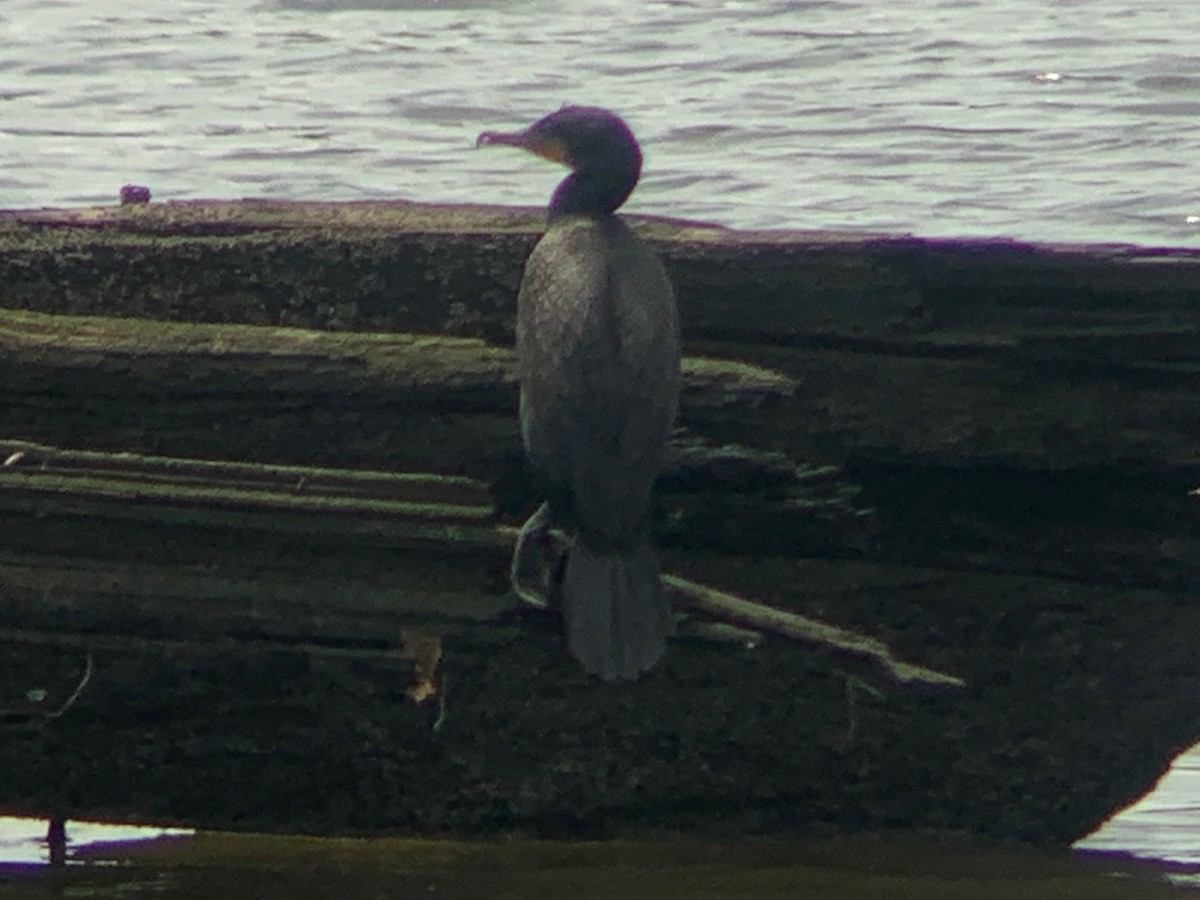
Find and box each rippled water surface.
[1,0,1198,245]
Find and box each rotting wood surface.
[0,199,1199,846]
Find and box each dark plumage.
[478,106,680,680]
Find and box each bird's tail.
[561,539,672,681]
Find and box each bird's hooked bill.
[475,127,570,166]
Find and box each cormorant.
[477,106,680,681]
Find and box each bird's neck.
[548,166,638,220]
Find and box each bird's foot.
[510,502,554,609]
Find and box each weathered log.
[4,200,1199,473]
[6,199,1199,349]
[0,438,957,688]
[1,199,1199,847]
[0,306,864,559]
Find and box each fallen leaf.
[400,630,442,704]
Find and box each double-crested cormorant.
[477,106,680,681]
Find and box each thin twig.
[662,574,965,688]
[515,528,964,687]
[0,651,94,729]
[43,652,94,721]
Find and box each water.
[1078,744,1200,871]
[0,818,190,867]
[0,816,1197,899]
[2,746,1200,895]
[1,0,1198,246]
[1,0,1199,890]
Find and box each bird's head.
[477,106,643,216]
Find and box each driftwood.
[662,576,964,687]
[0,305,863,559]
[0,438,961,688]
[1,199,1199,846]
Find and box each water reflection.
[1,814,1198,898]
[1076,743,1200,866]
[3,744,1200,895]
[0,816,191,866]
[0,829,1191,899]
